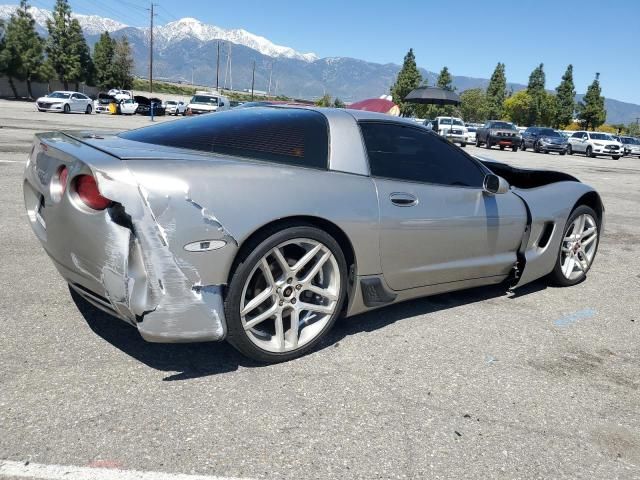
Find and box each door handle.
[390,192,418,207]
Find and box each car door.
[359,122,527,291]
[570,131,586,152]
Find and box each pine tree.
[333,97,345,108]
[0,1,46,98]
[0,20,7,78]
[112,36,133,89]
[554,65,575,128]
[577,73,606,130]
[525,63,546,126]
[459,88,487,123]
[390,48,422,117]
[485,62,506,119]
[46,0,81,90]
[436,66,454,91]
[70,17,93,89]
[93,31,116,89]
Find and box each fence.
[0,77,99,99]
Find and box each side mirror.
[483,174,510,195]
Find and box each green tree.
[390,48,422,117]
[525,63,546,126]
[426,66,456,117]
[627,122,640,137]
[436,66,453,91]
[93,31,116,89]
[485,62,506,119]
[554,64,576,128]
[333,97,345,108]
[459,88,487,123]
[70,17,93,88]
[46,0,80,89]
[503,90,531,126]
[577,73,606,130]
[112,35,133,89]
[0,1,46,98]
[314,93,332,107]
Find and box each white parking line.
[0,460,254,480]
[0,160,25,163]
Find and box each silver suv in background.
[567,131,622,159]
[165,100,186,116]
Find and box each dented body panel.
[23,107,603,346]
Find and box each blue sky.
[33,0,640,104]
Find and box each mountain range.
[1,4,639,124]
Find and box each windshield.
[590,133,611,140]
[48,92,70,99]
[489,121,516,130]
[438,118,464,126]
[622,137,638,144]
[191,95,219,106]
[166,101,176,105]
[539,128,561,137]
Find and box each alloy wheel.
[560,213,598,280]
[239,238,341,353]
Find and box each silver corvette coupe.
[23,107,604,362]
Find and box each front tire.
[567,145,573,155]
[612,156,620,160]
[460,142,466,148]
[63,104,70,114]
[586,146,595,158]
[485,139,492,149]
[512,145,518,152]
[225,225,348,363]
[85,104,92,114]
[548,205,600,287]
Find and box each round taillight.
[74,174,111,210]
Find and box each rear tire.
[511,146,518,152]
[560,151,566,156]
[499,145,505,151]
[485,139,492,149]
[225,224,348,363]
[612,156,620,160]
[567,145,573,155]
[476,137,481,147]
[460,142,466,148]
[548,205,600,287]
[521,142,526,151]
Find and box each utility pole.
[267,60,273,97]
[251,61,256,100]
[216,41,220,91]
[148,3,157,93]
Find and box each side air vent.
[537,222,555,249]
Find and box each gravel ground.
[1,100,639,480]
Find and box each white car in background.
[165,100,186,116]
[466,126,477,144]
[186,92,230,115]
[119,98,139,115]
[35,91,93,114]
[430,116,468,147]
[567,131,623,159]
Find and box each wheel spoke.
[287,309,300,349]
[577,250,589,271]
[581,234,597,248]
[581,226,596,240]
[297,301,335,315]
[241,286,273,316]
[272,247,291,276]
[260,258,276,287]
[299,251,331,284]
[576,215,586,235]
[305,283,338,301]
[243,303,278,330]
[274,311,285,352]
[292,243,323,274]
[562,256,575,277]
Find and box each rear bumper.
[23,138,227,343]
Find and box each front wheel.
[85,104,92,114]
[549,206,600,286]
[63,104,70,114]
[612,156,620,160]
[460,142,466,148]
[512,145,518,152]
[499,145,505,151]
[567,145,573,155]
[485,139,492,149]
[225,225,348,363]
[521,142,527,151]
[586,146,595,158]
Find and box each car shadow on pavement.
[71,280,547,381]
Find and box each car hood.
[37,96,65,102]
[541,136,567,144]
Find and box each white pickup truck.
[186,91,231,115]
[425,116,469,147]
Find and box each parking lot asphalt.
[1,100,639,480]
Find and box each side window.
[571,132,581,138]
[71,94,79,99]
[359,122,485,188]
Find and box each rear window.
[119,107,329,169]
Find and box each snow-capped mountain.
[0,4,316,62]
[0,5,127,34]
[154,18,317,62]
